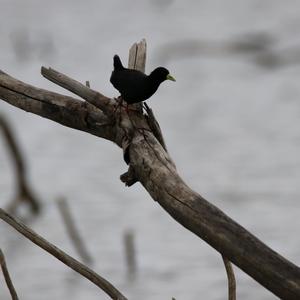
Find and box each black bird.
[110,55,175,104]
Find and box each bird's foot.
[113,97,125,114]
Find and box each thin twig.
[0,114,40,214]
[0,208,127,300]
[56,197,93,264]
[222,255,236,300]
[0,248,19,300]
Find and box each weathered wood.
[0,208,127,300]
[41,67,114,116]
[128,131,300,299]
[128,39,147,72]
[0,40,300,299]
[0,70,115,142]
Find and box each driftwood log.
[0,40,300,299]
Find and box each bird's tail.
[113,55,124,70]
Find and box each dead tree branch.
[222,255,236,300]
[0,40,300,299]
[0,70,114,142]
[0,114,40,214]
[40,67,114,116]
[57,197,92,264]
[0,248,19,300]
[0,208,127,300]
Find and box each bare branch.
[0,71,115,142]
[0,248,19,300]
[222,255,236,300]
[41,67,114,116]
[128,129,300,299]
[1,40,300,299]
[57,197,92,264]
[0,114,40,214]
[0,115,25,178]
[0,208,127,300]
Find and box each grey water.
[1,1,300,299]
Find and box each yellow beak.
[166,74,176,82]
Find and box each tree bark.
[0,40,300,299]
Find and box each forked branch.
[0,40,300,299]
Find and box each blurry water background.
[1,1,300,299]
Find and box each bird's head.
[150,67,176,83]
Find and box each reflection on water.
[1,1,300,299]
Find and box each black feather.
[110,55,175,104]
[113,55,124,70]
